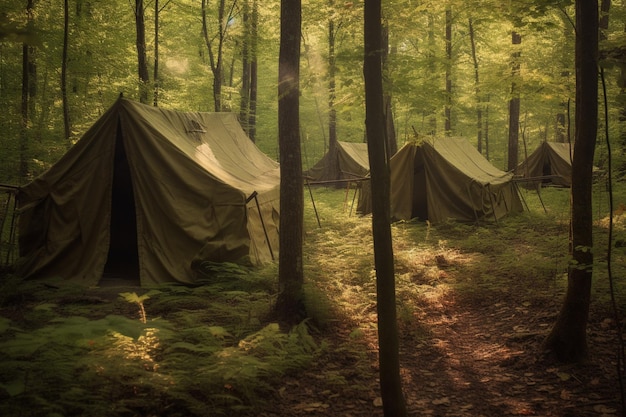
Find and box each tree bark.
[507,31,521,171]
[153,0,159,106]
[469,18,483,154]
[62,0,70,140]
[364,0,406,415]
[240,0,251,134]
[328,3,339,179]
[444,6,452,135]
[20,0,35,180]
[544,0,598,363]
[135,0,149,104]
[249,0,258,141]
[275,0,305,323]
[382,20,397,156]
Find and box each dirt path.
[263,289,622,417]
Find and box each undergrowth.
[0,265,320,416]
[0,182,624,416]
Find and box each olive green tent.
[304,141,369,182]
[515,141,573,187]
[358,138,523,223]
[17,97,280,286]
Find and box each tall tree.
[364,0,406,415]
[328,0,338,170]
[134,0,150,104]
[544,0,598,363]
[507,30,521,171]
[382,18,397,156]
[468,17,483,154]
[202,0,236,111]
[153,0,172,106]
[20,0,36,179]
[240,0,252,134]
[444,5,452,135]
[275,0,305,323]
[61,0,70,140]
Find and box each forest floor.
[259,186,625,417]
[262,282,622,417]
[1,187,625,416]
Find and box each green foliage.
[0,264,318,416]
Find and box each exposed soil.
[260,285,623,417]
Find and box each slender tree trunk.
[135,0,149,104]
[328,3,339,179]
[507,31,521,171]
[544,0,598,363]
[275,0,305,323]
[444,6,452,135]
[62,0,70,140]
[484,100,490,160]
[364,0,406,415]
[382,20,397,156]
[240,0,251,133]
[20,0,35,180]
[249,0,258,141]
[468,18,483,154]
[153,0,159,106]
[427,14,436,134]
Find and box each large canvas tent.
[304,141,369,182]
[515,141,572,187]
[17,97,280,286]
[358,138,523,223]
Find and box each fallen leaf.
[593,404,617,414]
[432,397,450,405]
[556,372,571,381]
[373,397,383,407]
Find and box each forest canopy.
[1,0,625,184]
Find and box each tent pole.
[349,181,359,216]
[467,183,480,223]
[305,179,322,228]
[247,191,275,261]
[485,184,499,225]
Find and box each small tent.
[304,141,369,182]
[515,141,572,187]
[358,137,523,223]
[17,97,280,286]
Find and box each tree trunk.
[20,0,35,180]
[469,18,483,154]
[382,20,397,156]
[202,0,232,112]
[153,0,159,106]
[364,1,406,415]
[544,0,598,363]
[248,0,259,141]
[507,31,521,171]
[427,14,436,134]
[135,0,149,104]
[240,0,251,134]
[328,3,339,179]
[275,0,305,324]
[444,6,452,135]
[62,0,70,140]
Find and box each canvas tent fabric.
[304,141,369,182]
[358,137,523,223]
[17,97,280,286]
[515,141,572,187]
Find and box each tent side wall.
[17,103,120,286]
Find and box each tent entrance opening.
[103,126,139,282]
